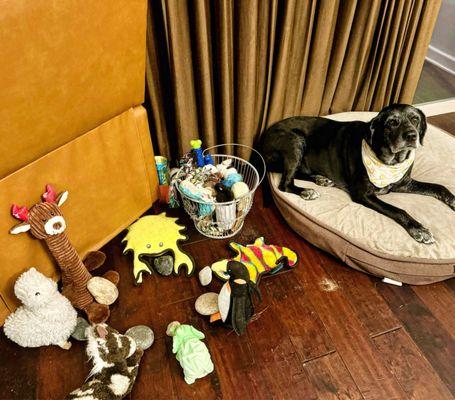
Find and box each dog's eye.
[35,292,40,296]
[388,119,400,127]
[411,116,419,124]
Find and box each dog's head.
[368,104,427,164]
[86,323,138,377]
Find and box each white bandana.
[361,139,415,188]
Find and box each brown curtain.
[146,0,441,160]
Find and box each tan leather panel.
[132,106,160,198]
[0,0,147,178]
[0,296,9,326]
[0,107,159,317]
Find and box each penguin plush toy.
[216,260,262,335]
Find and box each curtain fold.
[146,0,441,160]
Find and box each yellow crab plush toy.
[122,214,194,284]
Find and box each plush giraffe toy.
[10,184,119,324]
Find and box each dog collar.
[361,140,415,188]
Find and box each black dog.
[260,104,455,244]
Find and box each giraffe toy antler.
[42,184,69,207]
[42,184,57,203]
[11,204,29,221]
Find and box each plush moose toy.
[10,184,119,324]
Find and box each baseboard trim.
[426,45,455,76]
[415,98,455,116]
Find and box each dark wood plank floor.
[1,112,454,400]
[414,60,455,104]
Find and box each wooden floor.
[414,60,455,103]
[1,113,455,400]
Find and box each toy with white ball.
[3,267,77,349]
[232,182,249,199]
[232,181,250,211]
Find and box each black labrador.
[260,104,455,244]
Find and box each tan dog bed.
[270,112,455,285]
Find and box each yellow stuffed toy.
[211,237,298,283]
[122,214,194,284]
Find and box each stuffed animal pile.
[3,183,219,394]
[2,168,299,394]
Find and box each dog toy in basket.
[3,267,77,349]
[122,213,194,284]
[166,321,214,384]
[67,323,146,400]
[211,237,298,283]
[9,184,119,324]
[175,143,265,239]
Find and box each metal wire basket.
[176,144,265,239]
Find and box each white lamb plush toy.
[3,267,77,349]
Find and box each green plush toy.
[122,214,194,284]
[166,321,214,384]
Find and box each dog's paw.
[446,196,455,211]
[408,226,435,244]
[313,175,335,187]
[300,188,320,200]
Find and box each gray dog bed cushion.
[270,111,455,285]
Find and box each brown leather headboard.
[0,0,159,323]
[0,0,147,178]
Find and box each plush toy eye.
[159,242,164,247]
[42,218,47,222]
[50,211,55,216]
[146,244,151,249]
[35,292,40,296]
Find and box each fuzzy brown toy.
[10,184,119,323]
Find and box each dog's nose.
[53,222,62,230]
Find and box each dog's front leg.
[279,152,319,200]
[393,179,455,211]
[351,192,435,244]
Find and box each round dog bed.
[270,111,455,285]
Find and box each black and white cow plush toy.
[67,324,143,400]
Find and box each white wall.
[427,0,455,75]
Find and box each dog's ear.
[416,108,427,145]
[368,112,384,145]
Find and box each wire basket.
[176,144,265,239]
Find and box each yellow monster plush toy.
[122,214,194,284]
